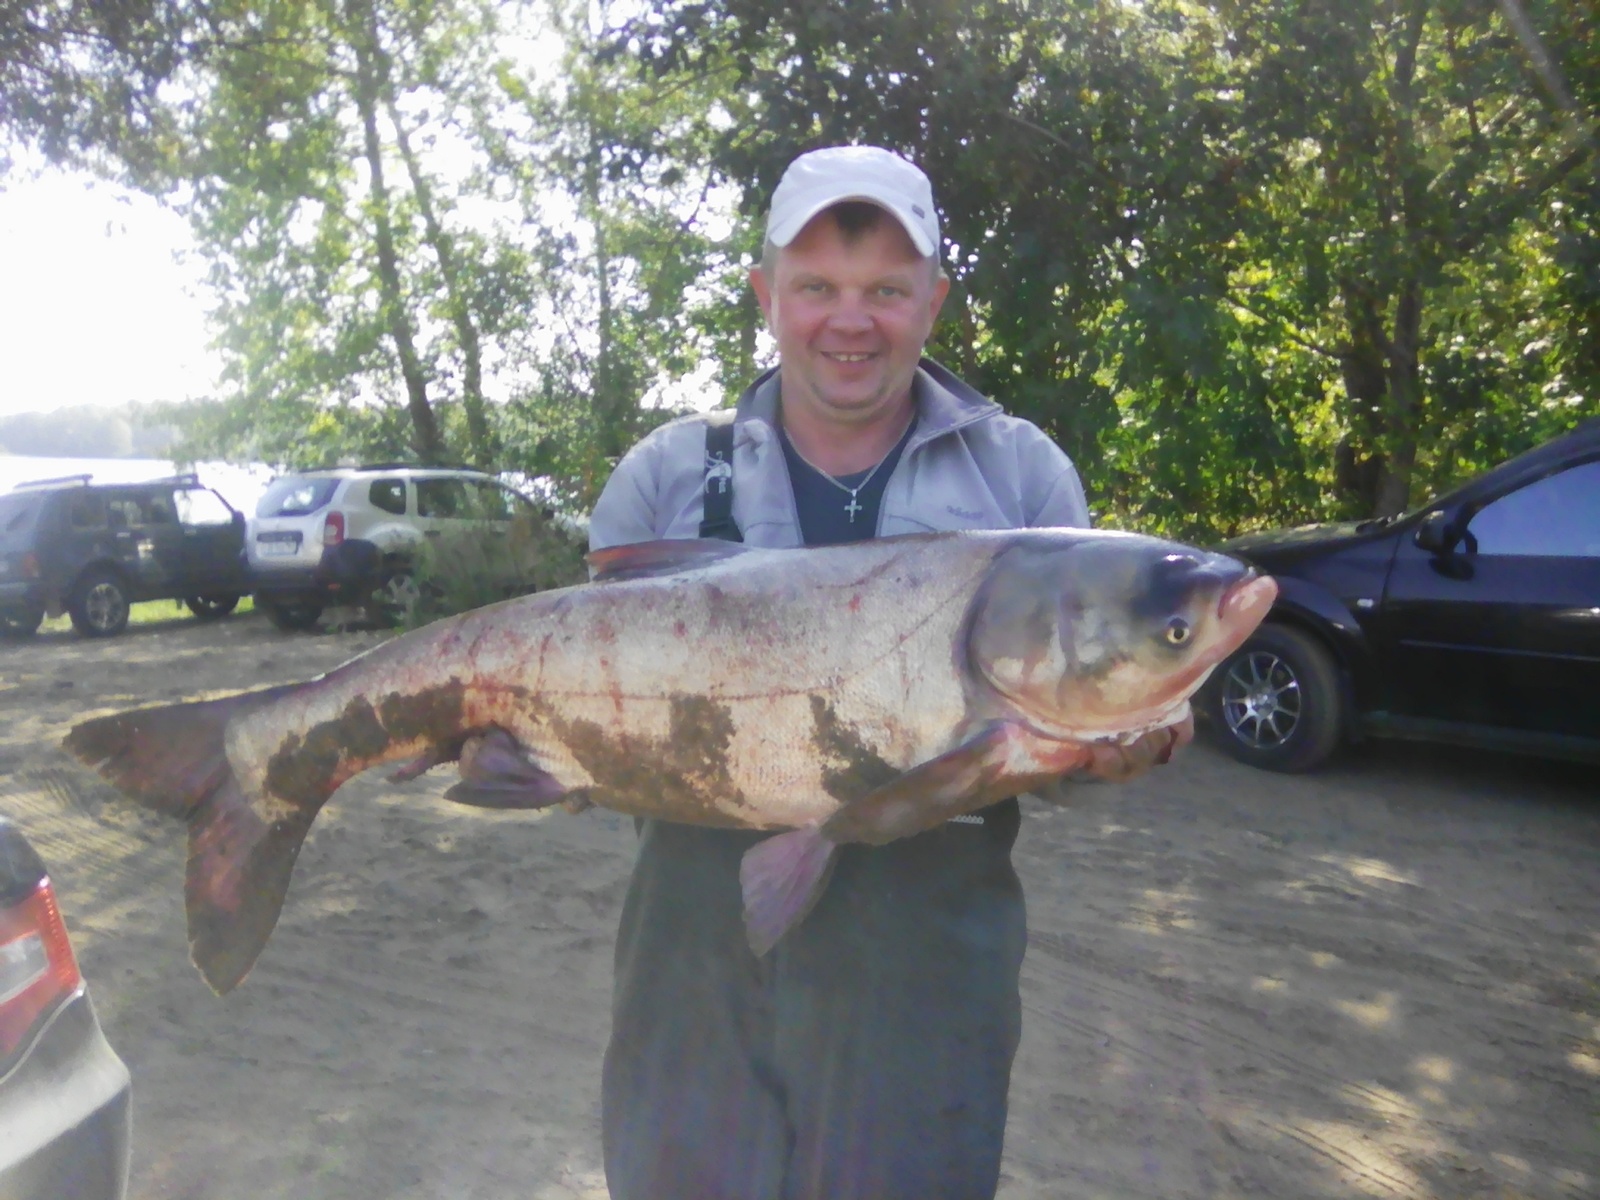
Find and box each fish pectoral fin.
[585,537,752,582]
[821,722,1092,846]
[739,825,838,958]
[443,728,571,811]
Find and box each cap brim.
[767,186,937,256]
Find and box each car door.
[173,486,246,594]
[106,488,185,597]
[1378,457,1600,736]
[413,477,466,539]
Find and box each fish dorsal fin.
[586,537,752,582]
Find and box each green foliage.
[618,0,1597,531]
[10,0,1596,537]
[392,510,589,629]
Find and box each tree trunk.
[1374,280,1423,516]
[350,2,446,465]
[387,95,496,469]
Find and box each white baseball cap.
[765,145,940,257]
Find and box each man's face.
[750,211,949,431]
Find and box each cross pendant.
[844,494,863,522]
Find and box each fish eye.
[1164,617,1192,646]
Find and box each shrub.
[385,511,590,630]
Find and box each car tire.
[0,607,44,637]
[365,571,423,629]
[69,569,131,638]
[259,597,324,633]
[1205,623,1344,772]
[185,594,240,620]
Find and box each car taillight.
[323,511,346,546]
[0,877,82,1062]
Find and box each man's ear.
[749,266,774,325]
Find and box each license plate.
[258,540,299,557]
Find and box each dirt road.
[2,612,1595,1199]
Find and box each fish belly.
[465,538,995,828]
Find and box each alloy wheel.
[84,582,128,633]
[1219,649,1303,750]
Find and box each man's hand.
[1026,713,1195,806]
[1079,711,1195,784]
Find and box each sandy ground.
[1,609,1595,1200]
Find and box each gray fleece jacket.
[589,358,1090,550]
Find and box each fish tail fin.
[739,827,839,957]
[63,684,308,994]
[62,683,302,820]
[185,771,311,994]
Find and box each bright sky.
[0,168,221,419]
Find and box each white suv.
[248,464,545,631]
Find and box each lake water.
[0,455,273,515]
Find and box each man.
[588,145,1189,1200]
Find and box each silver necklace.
[786,424,909,522]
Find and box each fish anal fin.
[739,826,838,957]
[822,722,1093,846]
[185,774,311,995]
[585,538,751,583]
[443,729,572,811]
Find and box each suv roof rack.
[13,473,93,490]
[354,461,488,473]
[91,473,202,491]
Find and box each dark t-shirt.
[778,419,916,546]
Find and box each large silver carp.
[65,529,1276,993]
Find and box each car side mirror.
[1414,511,1452,554]
[233,510,246,531]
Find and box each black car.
[0,473,249,638]
[0,814,132,1197]
[1203,418,1600,771]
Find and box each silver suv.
[248,464,545,631]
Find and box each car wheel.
[185,594,240,620]
[365,572,423,628]
[69,569,131,638]
[260,597,324,633]
[0,607,44,637]
[1205,623,1344,772]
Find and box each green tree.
[471,0,755,505]
[157,0,532,469]
[621,0,1597,534]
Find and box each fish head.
[965,532,1277,740]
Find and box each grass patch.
[40,594,257,634]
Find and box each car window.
[463,481,515,521]
[0,494,39,535]
[258,477,339,518]
[175,488,235,527]
[146,492,177,524]
[416,478,469,518]
[1467,459,1600,557]
[106,498,142,528]
[114,490,176,526]
[67,492,106,530]
[506,489,542,523]
[369,478,407,515]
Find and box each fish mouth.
[1217,571,1278,632]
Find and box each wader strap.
[699,411,743,543]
